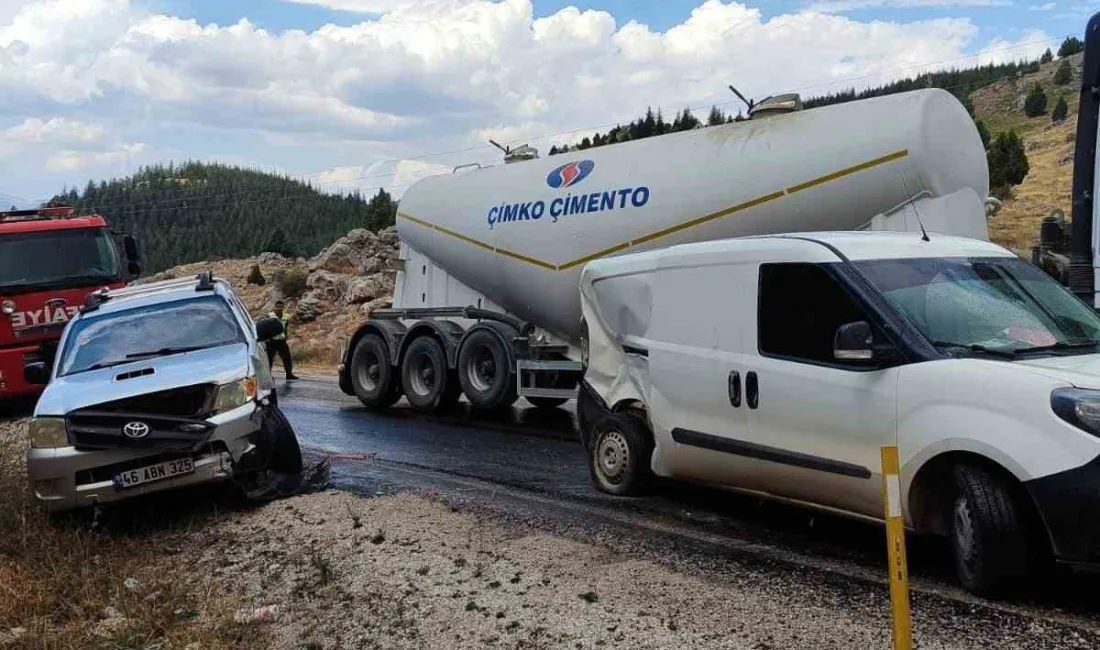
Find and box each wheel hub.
[356,352,381,392]
[954,498,978,572]
[597,430,630,483]
[467,347,497,393]
[410,354,437,396]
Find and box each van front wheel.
[950,464,1031,595]
[589,412,652,496]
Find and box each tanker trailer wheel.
[401,336,454,413]
[457,329,518,409]
[589,412,653,496]
[350,333,401,409]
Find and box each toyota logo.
[122,421,150,439]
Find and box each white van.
[577,231,1100,595]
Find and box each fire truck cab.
[0,207,141,399]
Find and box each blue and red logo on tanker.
[547,160,595,189]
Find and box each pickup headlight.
[213,376,257,414]
[28,418,69,449]
[1051,388,1100,436]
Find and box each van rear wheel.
[589,412,652,496]
[950,464,1032,595]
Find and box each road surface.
[277,376,1100,647]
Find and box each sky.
[0,0,1093,207]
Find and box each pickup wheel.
[589,412,652,496]
[239,405,303,501]
[950,464,1032,595]
[350,333,401,408]
[401,336,453,413]
[458,329,517,409]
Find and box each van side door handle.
[728,370,741,408]
[746,371,759,409]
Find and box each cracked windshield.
[1,1,1099,649]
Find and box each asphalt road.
[277,376,1100,647]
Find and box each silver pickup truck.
[23,273,301,510]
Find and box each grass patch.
[0,419,266,649]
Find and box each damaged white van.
[577,232,1100,595]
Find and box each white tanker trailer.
[337,87,999,412]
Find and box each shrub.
[1058,36,1084,58]
[1053,59,1073,86]
[1024,83,1048,117]
[988,130,1029,191]
[1052,96,1069,123]
[247,263,266,286]
[273,267,308,298]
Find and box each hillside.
[976,53,1084,253]
[51,162,397,273]
[144,227,401,371]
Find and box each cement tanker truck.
[338,87,997,412]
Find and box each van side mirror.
[23,362,49,386]
[255,317,283,342]
[834,321,875,361]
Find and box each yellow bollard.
[881,446,913,650]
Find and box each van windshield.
[854,257,1100,357]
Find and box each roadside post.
[881,446,913,650]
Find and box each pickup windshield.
[58,296,245,376]
[0,228,119,292]
[854,256,1100,357]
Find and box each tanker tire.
[589,412,652,496]
[401,336,452,413]
[950,463,1032,596]
[458,329,517,410]
[528,396,568,409]
[350,333,400,409]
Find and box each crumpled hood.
[1014,353,1100,390]
[36,343,251,416]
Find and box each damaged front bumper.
[27,401,264,511]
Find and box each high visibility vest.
[269,312,289,341]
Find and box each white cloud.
[0,116,145,176]
[307,158,452,197]
[0,0,1047,197]
[278,0,423,13]
[805,0,1009,11]
[977,29,1053,64]
[1028,2,1056,9]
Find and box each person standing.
[266,300,299,380]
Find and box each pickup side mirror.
[23,362,49,386]
[117,234,143,280]
[255,317,283,342]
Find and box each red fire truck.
[0,206,141,399]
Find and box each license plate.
[114,458,195,489]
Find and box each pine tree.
[365,188,396,231]
[988,131,1029,190]
[1040,48,1053,64]
[975,120,991,150]
[1058,37,1084,58]
[263,227,295,258]
[1052,96,1069,122]
[1024,83,1048,117]
[1053,59,1072,86]
[707,106,725,126]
